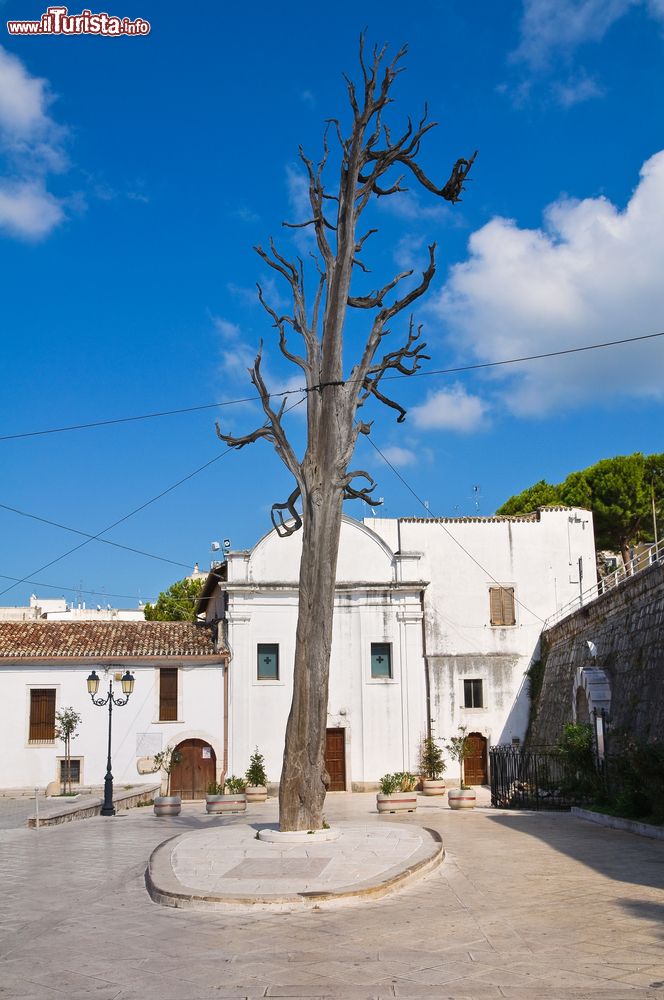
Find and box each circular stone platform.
[145,820,443,910]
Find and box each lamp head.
[121,670,135,696]
[86,670,100,697]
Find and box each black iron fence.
[489,745,596,810]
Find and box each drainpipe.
[420,590,432,740]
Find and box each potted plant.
[245,747,268,803]
[446,725,476,809]
[419,733,446,795]
[152,746,183,817]
[206,775,247,814]
[376,771,418,813]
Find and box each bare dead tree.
[217,37,476,831]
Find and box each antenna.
[210,541,220,552]
[469,484,482,515]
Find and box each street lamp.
[86,669,135,816]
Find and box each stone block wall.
[529,561,664,745]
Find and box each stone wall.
[529,561,664,745]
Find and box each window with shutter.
[257,644,279,680]
[489,586,516,626]
[159,668,178,720]
[29,689,56,743]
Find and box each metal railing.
[490,745,596,811]
[543,537,663,631]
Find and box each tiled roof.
[0,620,226,659]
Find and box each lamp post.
[86,669,135,816]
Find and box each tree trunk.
[278,451,345,830]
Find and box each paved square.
[0,792,663,999]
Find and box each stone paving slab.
[147,820,444,908]
[2,793,664,998]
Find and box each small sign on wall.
[201,747,212,759]
[136,732,162,757]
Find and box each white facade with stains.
[205,507,596,788]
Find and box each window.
[489,586,516,626]
[371,642,392,679]
[159,668,178,721]
[464,678,484,709]
[257,643,279,680]
[59,759,81,784]
[29,689,56,743]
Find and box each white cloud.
[411,384,488,432]
[512,0,638,70]
[436,150,664,415]
[379,445,417,468]
[553,72,604,108]
[0,179,64,239]
[300,90,316,108]
[0,46,67,239]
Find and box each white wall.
[223,516,426,787]
[370,508,597,775]
[0,661,225,790]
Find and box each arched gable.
[248,515,395,584]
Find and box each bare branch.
[271,486,303,537]
[341,470,383,505]
[347,269,413,309]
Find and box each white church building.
[200,507,596,790]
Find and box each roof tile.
[0,620,225,659]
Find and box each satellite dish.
[223,539,231,550]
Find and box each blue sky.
[1,0,663,607]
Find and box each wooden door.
[170,739,216,800]
[464,733,488,785]
[325,728,346,791]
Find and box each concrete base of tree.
[257,825,341,844]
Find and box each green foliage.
[151,746,182,796]
[606,736,664,824]
[224,774,247,793]
[446,725,471,788]
[496,480,562,516]
[245,747,268,787]
[394,771,417,791]
[419,735,446,780]
[55,707,82,794]
[54,707,82,742]
[378,773,400,795]
[206,780,225,795]
[143,577,204,622]
[496,452,664,561]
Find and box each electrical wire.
[0,449,233,599]
[0,396,306,602]
[365,436,545,624]
[0,503,192,570]
[2,329,662,443]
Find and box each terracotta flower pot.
[448,788,476,810]
[205,793,247,814]
[422,778,446,796]
[245,785,267,803]
[153,795,181,817]
[376,791,417,814]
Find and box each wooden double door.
[170,739,216,800]
[464,732,488,785]
[324,728,347,791]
